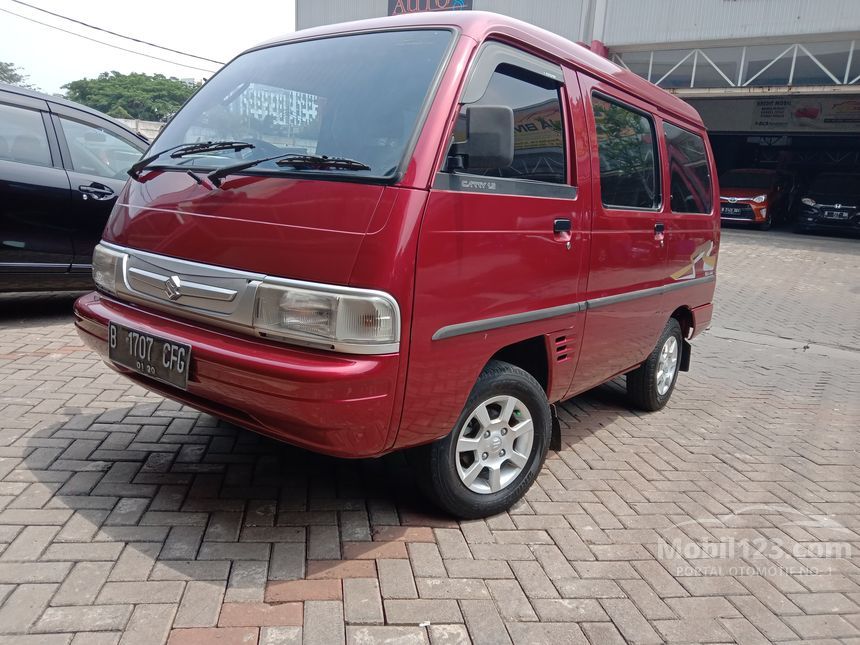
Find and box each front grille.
[107,243,265,329]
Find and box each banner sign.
[752,97,860,132]
[388,0,473,16]
[513,100,564,151]
[689,97,860,134]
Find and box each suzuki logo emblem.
[164,275,182,301]
[489,435,502,452]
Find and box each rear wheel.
[626,318,682,412]
[412,360,551,518]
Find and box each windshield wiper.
[207,153,372,187]
[128,141,255,179]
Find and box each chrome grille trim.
[99,241,400,355]
[127,267,239,302]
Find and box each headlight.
[753,194,767,203]
[253,282,399,353]
[801,197,816,207]
[92,243,125,295]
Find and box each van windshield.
[150,29,453,180]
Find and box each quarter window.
[59,117,142,180]
[664,122,712,214]
[0,103,51,167]
[455,65,566,184]
[592,95,660,209]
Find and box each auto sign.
[388,0,472,15]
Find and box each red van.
[74,12,718,518]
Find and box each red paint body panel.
[73,11,718,459]
[690,303,714,338]
[105,174,387,284]
[568,75,670,397]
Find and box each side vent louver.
[554,335,570,363]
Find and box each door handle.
[654,222,665,245]
[553,218,572,248]
[78,183,115,201]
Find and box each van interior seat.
[11,135,48,165]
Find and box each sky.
[0,0,297,94]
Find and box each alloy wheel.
[656,335,679,396]
[454,395,534,494]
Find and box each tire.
[412,360,551,519]
[757,215,772,231]
[626,318,682,412]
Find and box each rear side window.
[592,95,659,209]
[59,117,143,180]
[455,65,566,184]
[0,103,51,167]
[664,122,712,214]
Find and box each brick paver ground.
[0,228,858,644]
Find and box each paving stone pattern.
[0,229,858,644]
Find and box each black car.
[1,83,148,292]
[795,172,860,236]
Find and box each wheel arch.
[488,335,550,394]
[670,305,693,339]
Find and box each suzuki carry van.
[74,11,719,518]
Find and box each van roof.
[253,10,703,129]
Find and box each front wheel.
[412,360,551,519]
[626,318,682,412]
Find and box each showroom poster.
[752,97,860,132]
[388,0,472,15]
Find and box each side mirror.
[449,105,514,171]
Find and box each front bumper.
[797,209,860,233]
[74,292,401,458]
[720,201,767,223]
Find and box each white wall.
[297,0,387,30]
[295,0,860,48]
[602,0,860,48]
[116,119,162,142]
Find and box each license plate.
[108,322,191,389]
[721,207,743,215]
[824,210,849,220]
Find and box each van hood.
[104,172,390,285]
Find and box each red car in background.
[719,168,796,230]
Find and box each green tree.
[0,61,36,88]
[62,72,196,122]
[107,105,133,119]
